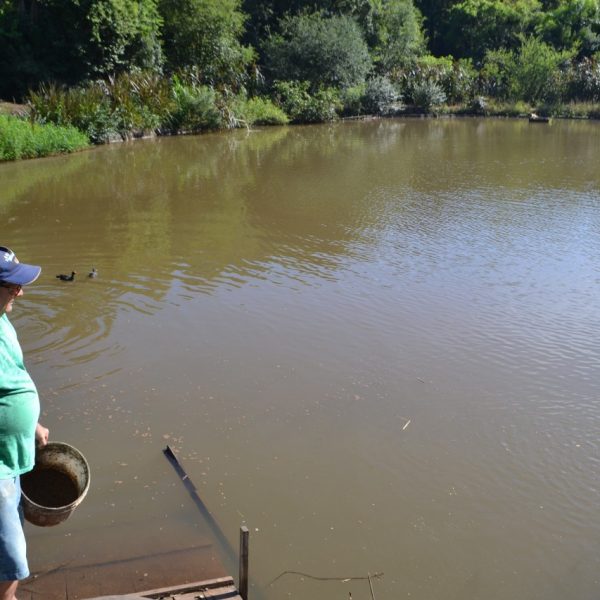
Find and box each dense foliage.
[264,13,372,89]
[0,0,599,157]
[158,0,254,86]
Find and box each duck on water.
[56,271,76,281]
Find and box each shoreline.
[2,101,599,163]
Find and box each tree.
[412,0,462,56]
[242,0,333,47]
[536,0,600,57]
[336,0,425,70]
[264,12,372,89]
[444,0,542,60]
[0,0,163,99]
[86,0,164,76]
[158,0,254,87]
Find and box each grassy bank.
[438,100,600,119]
[0,114,90,161]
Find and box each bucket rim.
[21,441,90,512]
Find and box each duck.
[88,268,97,278]
[56,271,77,281]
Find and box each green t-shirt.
[0,313,40,478]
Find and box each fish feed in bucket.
[20,442,90,527]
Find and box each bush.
[509,37,573,103]
[339,86,365,116]
[231,96,289,126]
[566,57,600,101]
[394,56,478,104]
[362,76,402,115]
[480,49,514,99]
[411,80,447,111]
[169,79,222,132]
[273,81,340,123]
[0,114,89,161]
[482,37,573,104]
[469,95,488,114]
[444,59,479,103]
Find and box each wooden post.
[239,526,249,600]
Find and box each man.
[0,246,49,600]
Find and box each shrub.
[169,79,222,132]
[480,49,514,99]
[566,57,600,101]
[509,37,573,103]
[444,59,479,103]
[339,85,365,116]
[231,96,289,126]
[273,81,340,123]
[483,37,573,104]
[469,95,488,114]
[0,114,89,161]
[394,55,478,104]
[362,76,402,115]
[411,80,447,111]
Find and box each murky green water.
[1,118,599,599]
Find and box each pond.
[1,117,599,600]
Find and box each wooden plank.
[137,575,235,595]
[24,545,227,600]
[85,576,242,600]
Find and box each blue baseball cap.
[0,246,41,285]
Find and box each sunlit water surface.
[1,118,599,599]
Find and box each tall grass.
[0,114,89,161]
[168,79,222,132]
[28,83,116,143]
[28,71,173,143]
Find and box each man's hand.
[35,423,49,447]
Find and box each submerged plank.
[85,575,242,600]
[23,544,227,600]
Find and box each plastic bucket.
[20,442,90,527]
